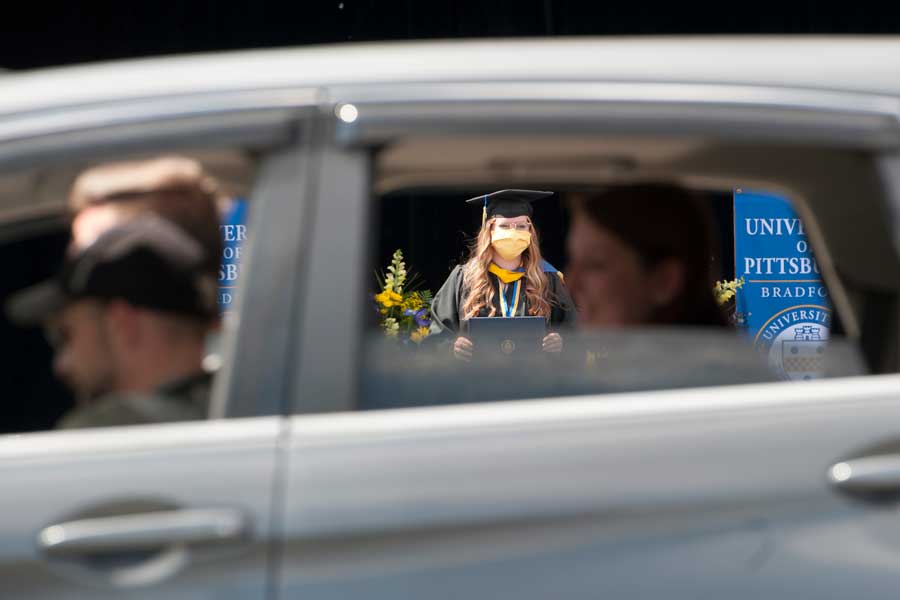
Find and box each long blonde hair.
[460,218,552,319]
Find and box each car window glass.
[356,135,874,411]
[0,147,260,433]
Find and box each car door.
[276,86,900,598]
[0,94,316,597]
[0,419,281,598]
[278,376,900,599]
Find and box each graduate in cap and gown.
[430,189,577,360]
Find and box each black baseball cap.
[465,189,554,220]
[7,216,219,326]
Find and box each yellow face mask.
[491,228,532,261]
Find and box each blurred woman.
[566,183,729,328]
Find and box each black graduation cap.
[466,189,554,225]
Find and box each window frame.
[0,94,320,423]
[287,115,372,415]
[285,91,900,415]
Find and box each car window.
[354,134,874,411]
[0,146,261,433]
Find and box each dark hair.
[569,183,729,327]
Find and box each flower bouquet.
[374,249,433,344]
[713,277,746,326]
[713,277,744,305]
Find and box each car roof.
[1,36,900,119]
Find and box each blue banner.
[733,189,832,380]
[219,199,247,312]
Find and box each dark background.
[2,1,899,71]
[378,190,734,295]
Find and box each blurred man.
[67,155,223,275]
[7,217,219,428]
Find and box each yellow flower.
[375,289,403,308]
[401,293,424,312]
[713,278,745,305]
[410,326,430,344]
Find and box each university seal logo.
[753,305,831,381]
[500,339,516,355]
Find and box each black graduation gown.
[429,264,577,337]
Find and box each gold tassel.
[482,204,487,227]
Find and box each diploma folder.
[468,316,546,358]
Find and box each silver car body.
[0,38,898,598]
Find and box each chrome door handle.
[828,455,900,499]
[37,508,248,557]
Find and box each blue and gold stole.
[488,260,564,317]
